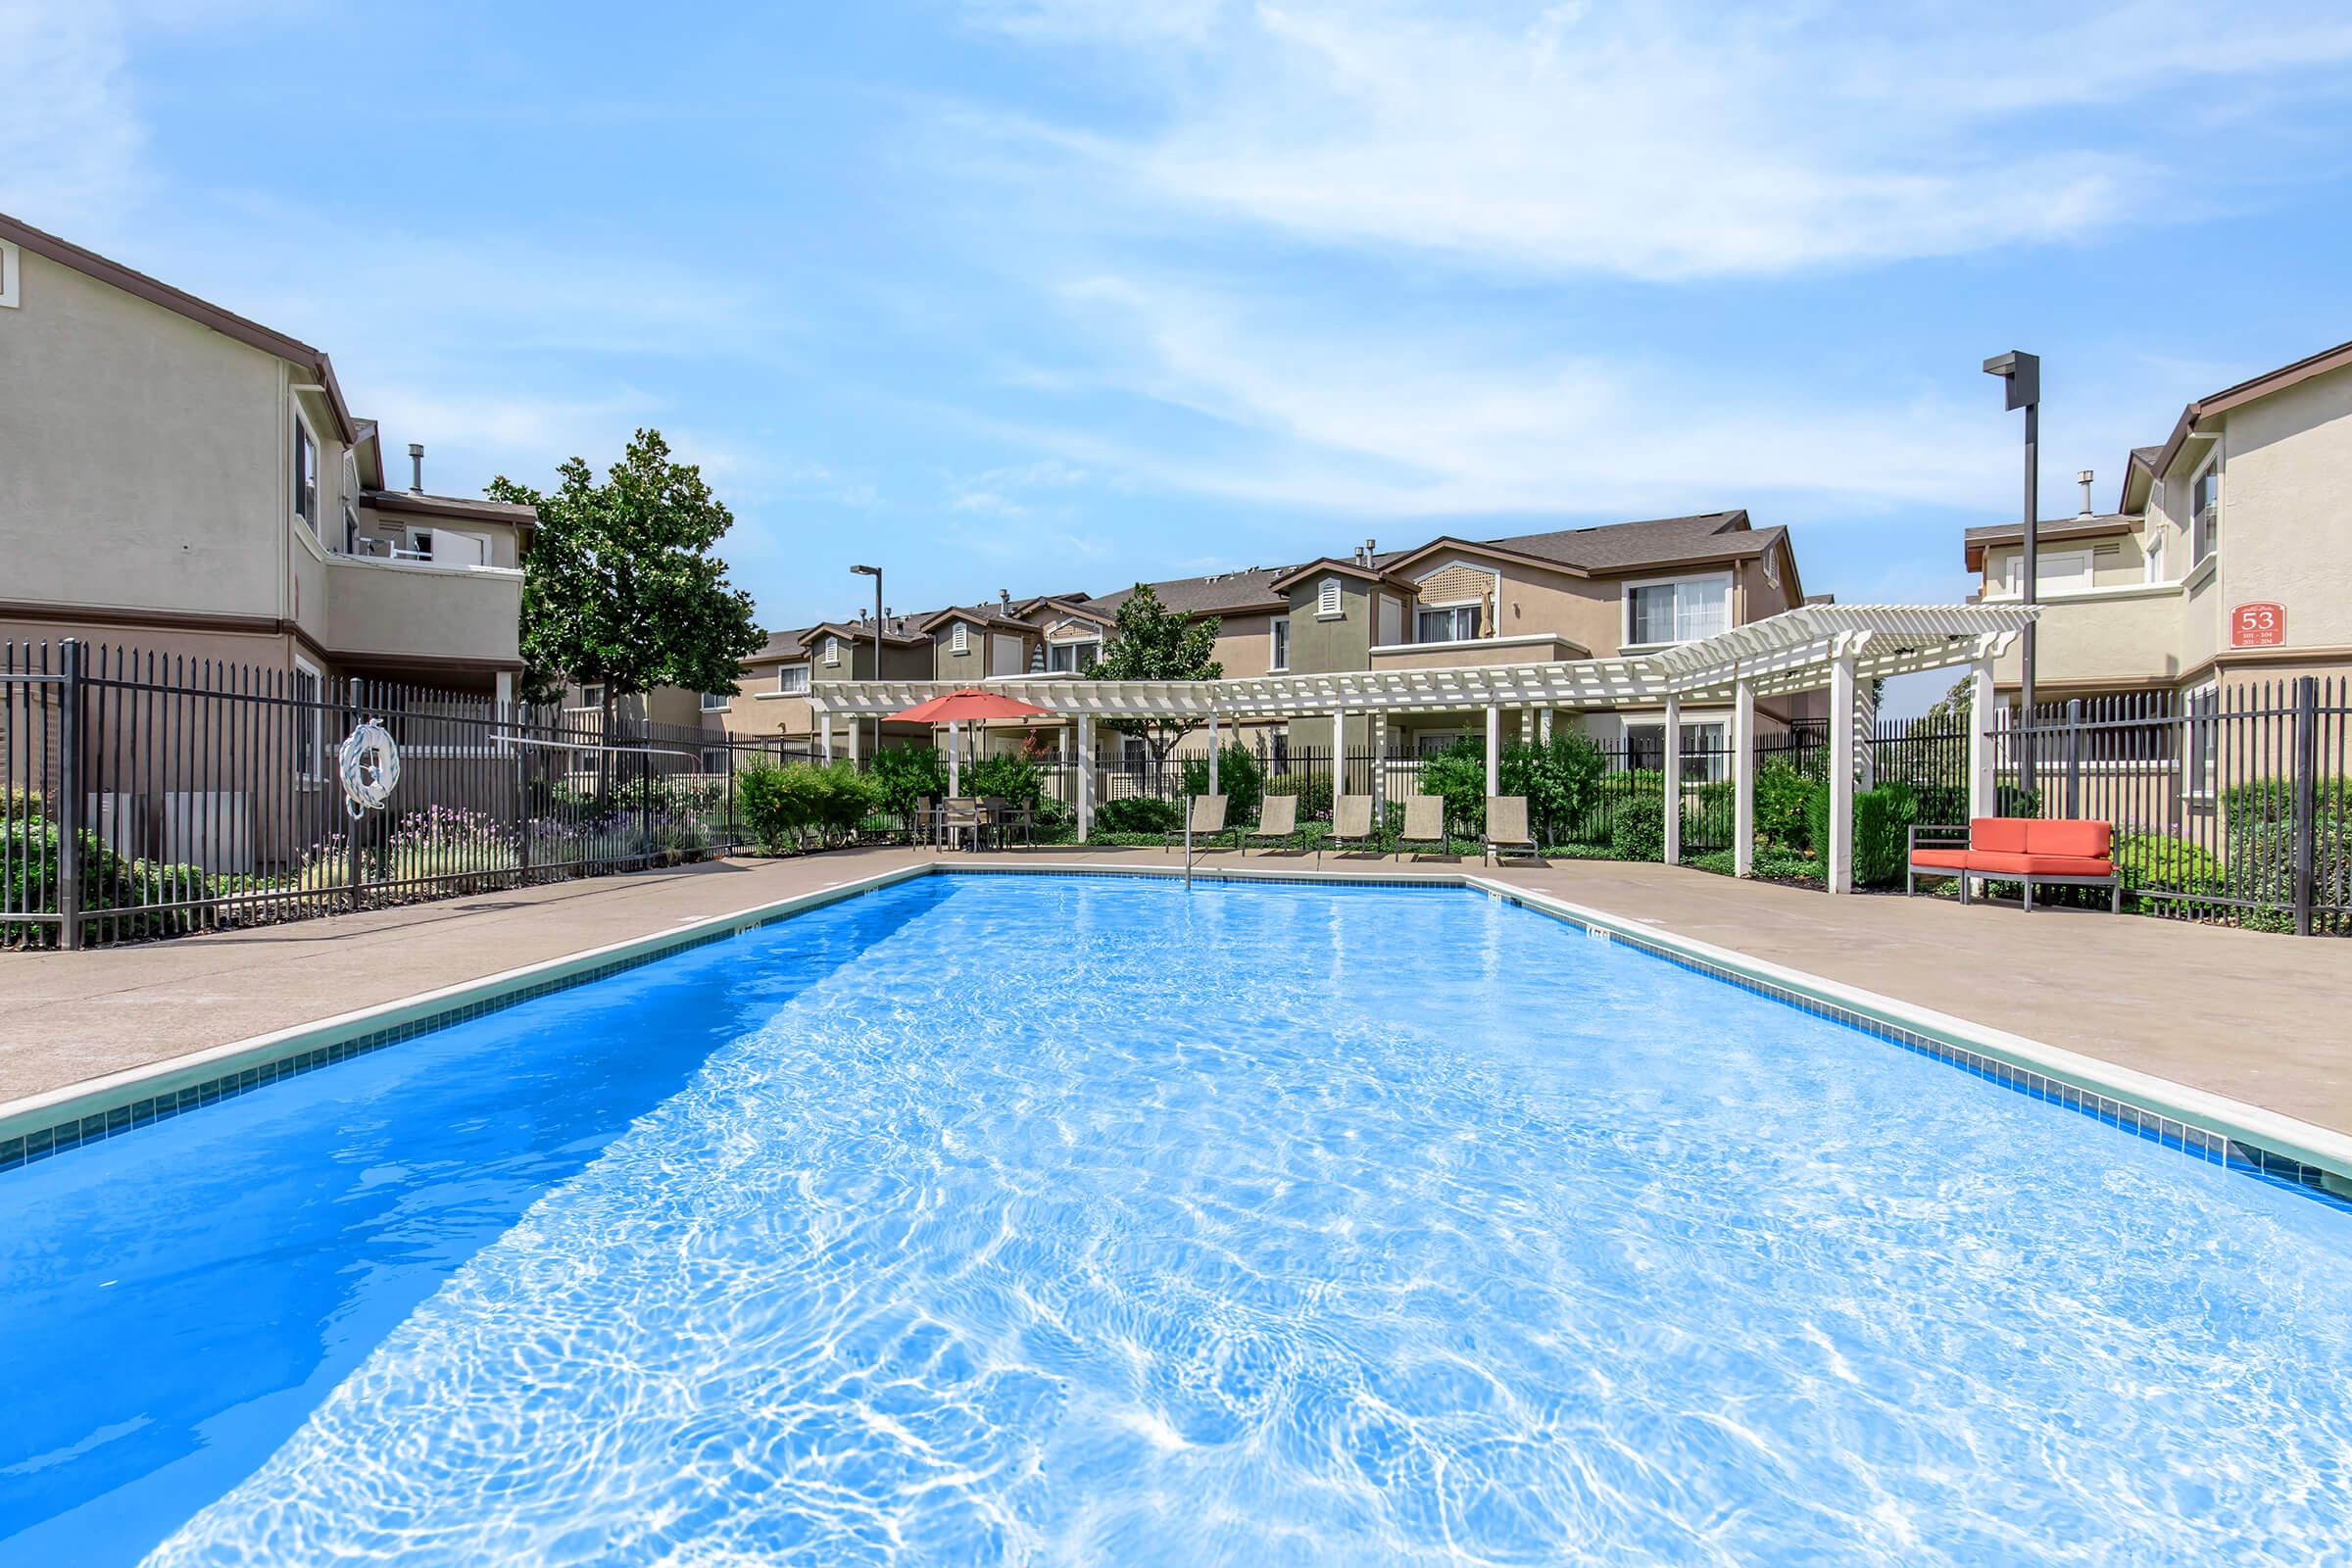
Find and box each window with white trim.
[824,635,842,666]
[1624,573,1730,646]
[2190,455,2220,564]
[1415,604,1479,643]
[1316,577,1342,618]
[951,622,969,655]
[1047,639,1099,673]
[1624,719,1727,779]
[2184,681,2219,798]
[291,410,319,536]
[701,690,730,711]
[292,658,322,782]
[579,683,606,710]
[1268,615,1290,671]
[776,664,809,695]
[2143,526,2166,584]
[0,238,20,309]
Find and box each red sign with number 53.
[2231,602,2285,648]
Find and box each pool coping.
[5,858,2349,1203]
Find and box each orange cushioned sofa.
[1906,817,2121,912]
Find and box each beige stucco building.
[1965,337,2352,710]
[0,213,533,703]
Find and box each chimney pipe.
[407,443,424,494]
[2077,469,2094,518]
[1000,588,1012,612]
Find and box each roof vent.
[2077,469,2095,518]
[407,442,424,493]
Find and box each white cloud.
[969,0,2352,278]
[0,1,147,231]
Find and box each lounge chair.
[1392,794,1448,860]
[1483,795,1541,866]
[1240,793,1299,855]
[1319,794,1376,863]
[1165,793,1232,853]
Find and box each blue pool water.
[2,874,2348,1565]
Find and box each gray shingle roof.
[1454,511,1775,572]
[1082,566,1294,618]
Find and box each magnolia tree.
[1087,583,1222,766]
[488,429,762,767]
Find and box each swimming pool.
[3,873,2347,1564]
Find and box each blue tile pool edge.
[3,860,2347,1216]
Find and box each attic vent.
[1317,577,1342,617]
[2093,543,2122,560]
[952,622,969,654]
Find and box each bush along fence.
[2,640,830,950]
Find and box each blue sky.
[10,0,2352,712]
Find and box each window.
[2185,683,2218,797]
[292,659,322,781]
[2144,528,2166,584]
[1317,577,1342,618]
[579,683,606,710]
[1269,726,1290,768]
[1416,604,1479,643]
[2191,456,2220,564]
[1047,640,1100,673]
[776,664,809,695]
[1625,719,1726,777]
[0,237,19,309]
[1269,615,1290,671]
[824,635,841,666]
[291,412,319,535]
[1121,735,1149,771]
[1625,574,1729,646]
[952,622,969,655]
[700,746,729,773]
[701,691,730,711]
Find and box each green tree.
[488,429,762,750]
[1087,583,1222,765]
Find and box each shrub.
[1265,770,1333,820]
[0,818,167,944]
[736,757,800,853]
[1033,795,1077,843]
[1610,793,1666,861]
[1500,733,1604,840]
[1418,737,1488,837]
[4,785,45,824]
[2117,832,2223,896]
[1804,780,1919,887]
[1094,794,1182,835]
[868,744,948,818]
[1752,761,1815,851]
[1688,846,1824,884]
[1178,743,1264,825]
[967,750,1046,808]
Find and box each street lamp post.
[852,564,882,759]
[1983,351,2039,801]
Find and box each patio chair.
[1240,793,1299,855]
[937,797,984,852]
[983,795,1035,849]
[910,795,938,849]
[1319,794,1376,864]
[1393,794,1449,860]
[1483,795,1541,866]
[1165,794,1233,853]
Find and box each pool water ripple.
[10,875,2352,1564]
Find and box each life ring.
[338,720,402,819]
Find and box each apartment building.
[1964,336,2352,710]
[0,214,534,702]
[731,510,1821,766]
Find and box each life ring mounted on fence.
[338,719,402,819]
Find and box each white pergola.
[808,603,2036,893]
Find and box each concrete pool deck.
[3,845,2348,1138]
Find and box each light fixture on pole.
[1983,350,2039,799]
[852,564,883,758]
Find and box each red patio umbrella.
[885,689,1054,724]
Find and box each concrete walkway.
[3,847,2348,1133]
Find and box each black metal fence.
[3,640,818,950]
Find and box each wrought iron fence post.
[726,739,737,853]
[514,709,532,882]
[2063,699,2082,819]
[346,677,365,911]
[56,639,85,951]
[2294,675,2318,937]
[639,742,652,864]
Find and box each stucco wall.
[2216,363,2352,653]
[324,559,523,669]
[1,249,299,622]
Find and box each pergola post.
[1540,707,1554,746]
[1207,713,1220,795]
[1968,653,1995,821]
[947,719,961,799]
[1484,704,1499,793]
[1076,712,1094,840]
[819,710,834,763]
[1733,674,1755,877]
[1829,650,1857,894]
[1373,730,1387,818]
[1662,692,1682,866]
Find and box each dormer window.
[1316,577,1342,618]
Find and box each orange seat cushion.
[2027,819,2112,858]
[1965,852,2113,878]
[1909,849,1972,870]
[1969,817,2028,854]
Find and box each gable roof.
[1961,513,2136,571]
[1083,566,1293,618]
[1,209,359,443]
[2140,336,2352,491]
[1376,511,1777,579]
